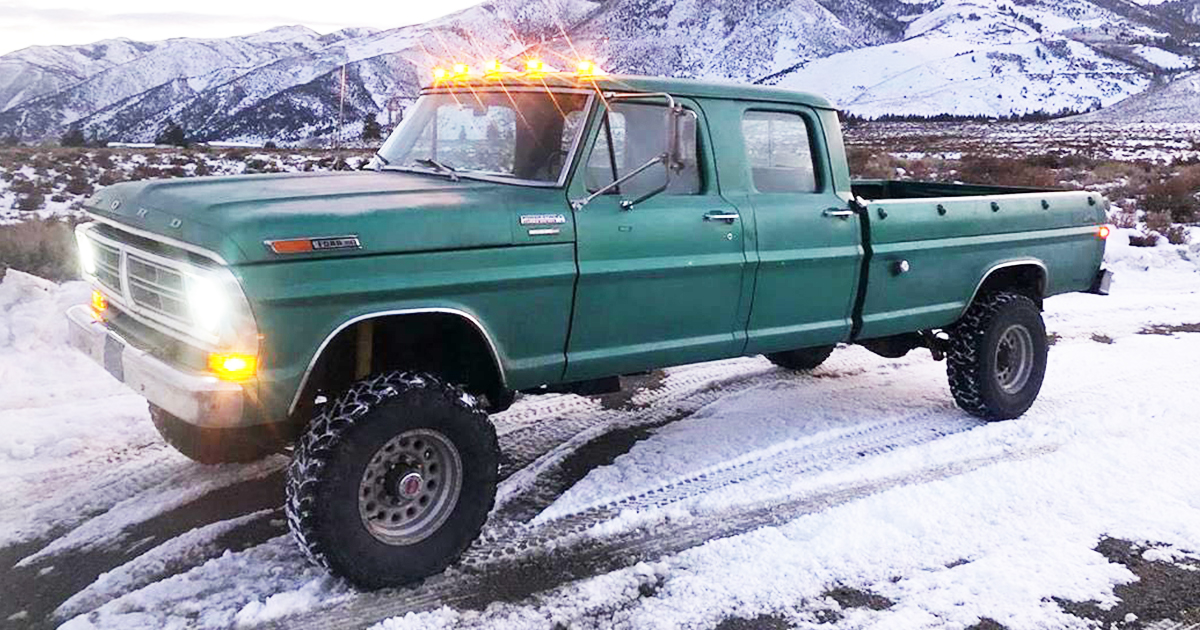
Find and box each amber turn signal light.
[91,289,107,320]
[208,353,257,381]
[1097,225,1111,240]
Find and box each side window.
[742,111,817,193]
[586,102,701,196]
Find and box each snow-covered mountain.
[0,0,1198,144]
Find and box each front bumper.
[66,305,246,428]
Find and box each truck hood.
[84,171,566,265]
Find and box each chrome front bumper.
[66,305,246,428]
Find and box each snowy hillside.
[0,0,1198,143]
[1068,69,1200,122]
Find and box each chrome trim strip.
[528,228,561,236]
[287,308,509,416]
[86,215,228,265]
[959,259,1049,320]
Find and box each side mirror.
[571,96,694,212]
[665,105,694,174]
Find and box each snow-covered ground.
[2,230,1200,629]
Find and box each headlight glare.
[187,275,227,336]
[76,230,96,276]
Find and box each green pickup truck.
[67,70,1112,588]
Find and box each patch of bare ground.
[1055,537,1200,628]
[1139,323,1200,335]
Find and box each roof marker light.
[483,60,501,76]
[451,63,470,79]
[525,58,545,74]
[431,67,447,82]
[576,60,599,76]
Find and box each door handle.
[704,211,740,224]
[822,208,856,219]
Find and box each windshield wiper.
[413,158,460,181]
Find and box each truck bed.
[851,179,1052,200]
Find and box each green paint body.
[82,75,1107,425]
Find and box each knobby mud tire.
[946,292,1048,420]
[284,371,498,589]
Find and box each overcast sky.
[0,0,483,56]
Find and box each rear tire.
[766,345,835,371]
[149,405,284,464]
[946,292,1048,420]
[285,371,498,589]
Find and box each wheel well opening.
[293,313,504,420]
[976,264,1046,308]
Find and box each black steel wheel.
[946,292,1048,420]
[149,404,284,464]
[765,345,835,371]
[285,371,498,589]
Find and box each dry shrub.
[97,170,122,186]
[14,190,44,211]
[956,155,1059,188]
[65,176,94,196]
[1141,165,1200,223]
[1164,224,1191,245]
[1128,232,1160,247]
[1109,208,1138,228]
[0,218,80,281]
[1144,211,1173,234]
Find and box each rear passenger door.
[740,108,863,354]
[564,99,748,380]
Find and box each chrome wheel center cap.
[396,471,423,500]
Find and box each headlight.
[182,266,259,357]
[75,228,96,276]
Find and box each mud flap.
[1088,268,1114,296]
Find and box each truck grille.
[127,255,189,322]
[82,227,208,341]
[93,241,123,294]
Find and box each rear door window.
[741,111,818,193]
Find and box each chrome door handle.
[704,211,740,224]
[822,208,856,219]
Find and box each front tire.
[149,405,284,464]
[946,292,1048,420]
[284,371,498,589]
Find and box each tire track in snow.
[273,436,1052,630]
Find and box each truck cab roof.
[420,73,836,111]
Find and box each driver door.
[563,98,749,380]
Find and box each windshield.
[376,91,592,185]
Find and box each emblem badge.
[136,208,149,219]
[264,235,362,255]
[520,214,566,226]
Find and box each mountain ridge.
[1,0,1197,144]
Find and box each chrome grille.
[127,255,189,322]
[93,241,122,294]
